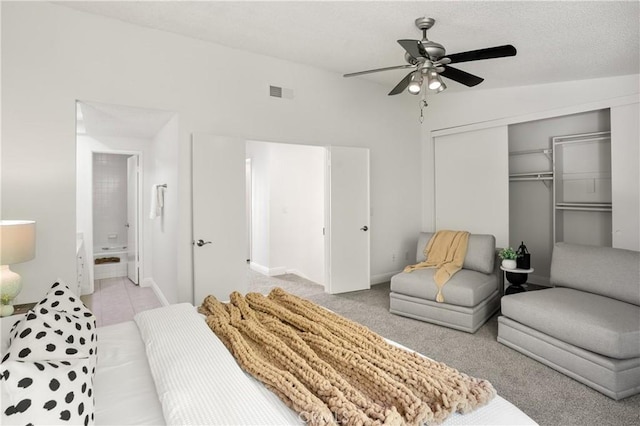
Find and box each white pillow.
[1,280,97,425]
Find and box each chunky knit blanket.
[403,230,470,303]
[198,288,495,426]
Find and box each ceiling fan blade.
[397,39,426,59]
[388,71,415,95]
[343,64,414,78]
[446,45,517,64]
[440,66,484,87]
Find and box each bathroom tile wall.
[93,153,129,247]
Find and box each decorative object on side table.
[500,243,537,295]
[516,241,530,269]
[498,247,519,270]
[0,220,36,316]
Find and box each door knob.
[195,239,212,247]
[360,225,368,231]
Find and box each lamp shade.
[0,220,36,265]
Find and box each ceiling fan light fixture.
[427,69,442,90]
[407,72,423,95]
[408,83,422,95]
[435,80,447,93]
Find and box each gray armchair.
[498,242,640,400]
[390,232,500,333]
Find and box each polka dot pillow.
[1,358,94,425]
[1,281,97,425]
[36,281,95,323]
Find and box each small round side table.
[500,266,534,295]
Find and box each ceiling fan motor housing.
[421,40,446,60]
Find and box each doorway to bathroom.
[91,152,140,284]
[76,100,178,297]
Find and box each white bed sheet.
[95,321,165,425]
[95,304,537,426]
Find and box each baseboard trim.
[371,270,401,285]
[141,277,170,307]
[249,262,269,275]
[252,263,399,287]
[270,266,287,276]
[249,262,287,277]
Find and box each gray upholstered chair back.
[550,242,640,306]
[416,232,496,274]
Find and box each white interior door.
[326,146,370,294]
[245,158,252,262]
[192,134,247,303]
[434,126,509,248]
[126,155,139,284]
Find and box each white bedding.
[93,303,536,425]
[94,321,164,425]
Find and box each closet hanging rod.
[509,171,553,178]
[555,206,612,212]
[556,202,612,208]
[509,148,552,156]
[158,184,167,188]
[509,177,553,181]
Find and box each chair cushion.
[415,232,495,274]
[501,287,640,359]
[390,268,498,307]
[550,243,640,306]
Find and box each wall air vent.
[269,85,283,98]
[269,85,294,100]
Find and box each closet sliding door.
[434,126,509,248]
[611,102,640,251]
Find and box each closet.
[433,100,638,288]
[507,109,610,285]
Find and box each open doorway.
[246,141,325,286]
[91,152,140,284]
[76,100,177,298]
[192,134,370,302]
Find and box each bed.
[1,282,536,425]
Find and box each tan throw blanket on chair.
[403,230,470,303]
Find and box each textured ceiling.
[57,1,639,92]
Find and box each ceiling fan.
[344,17,517,96]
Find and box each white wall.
[92,153,129,247]
[248,141,325,284]
[270,143,325,284]
[422,75,640,231]
[2,2,420,304]
[148,116,179,303]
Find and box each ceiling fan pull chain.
[419,98,428,123]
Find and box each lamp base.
[0,304,14,316]
[1,265,23,317]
